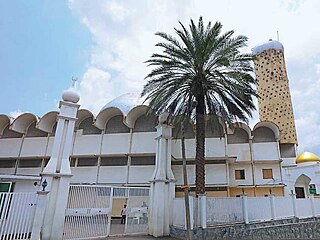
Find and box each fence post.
[242,195,249,224]
[30,190,50,240]
[189,196,194,230]
[269,194,276,220]
[310,195,316,217]
[290,193,297,217]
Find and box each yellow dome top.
[296,152,320,164]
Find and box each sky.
[0,0,319,155]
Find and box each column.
[149,113,176,237]
[41,87,80,240]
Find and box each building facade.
[0,41,319,200]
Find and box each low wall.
[170,217,320,240]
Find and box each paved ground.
[109,236,178,240]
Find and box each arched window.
[105,115,130,134]
[172,122,195,139]
[78,117,101,135]
[1,125,22,138]
[205,122,224,138]
[227,128,249,144]
[26,121,47,137]
[133,114,157,132]
[253,127,276,142]
[51,122,57,136]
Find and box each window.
[235,170,245,180]
[131,156,155,166]
[100,157,128,166]
[0,159,16,168]
[18,159,42,168]
[262,169,273,179]
[77,157,98,167]
[0,182,12,193]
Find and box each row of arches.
[0,105,280,143]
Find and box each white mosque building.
[0,40,319,201]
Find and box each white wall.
[17,167,42,176]
[0,139,22,157]
[73,135,101,155]
[71,167,98,184]
[227,143,251,161]
[101,134,130,154]
[98,166,128,183]
[131,132,156,154]
[128,166,154,183]
[252,142,279,161]
[205,138,226,157]
[13,180,39,192]
[171,139,196,159]
[20,138,47,157]
[229,164,253,186]
[254,163,282,185]
[205,164,227,184]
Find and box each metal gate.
[0,192,37,240]
[63,185,149,239]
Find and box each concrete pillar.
[269,194,276,220]
[310,195,316,217]
[41,87,80,240]
[199,194,207,228]
[290,193,297,217]
[149,114,175,237]
[30,190,50,240]
[242,195,249,224]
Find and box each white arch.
[253,121,280,141]
[126,105,149,128]
[11,113,39,134]
[0,114,13,136]
[38,111,58,133]
[76,109,95,128]
[95,107,126,130]
[227,122,252,138]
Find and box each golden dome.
[296,152,320,164]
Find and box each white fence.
[173,195,320,228]
[0,192,37,240]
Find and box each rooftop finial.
[71,76,77,88]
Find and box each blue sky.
[0,1,91,115]
[1,0,320,155]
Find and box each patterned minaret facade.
[253,40,297,145]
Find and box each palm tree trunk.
[195,94,205,195]
[181,122,192,240]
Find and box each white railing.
[0,192,37,240]
[173,195,320,229]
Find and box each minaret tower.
[252,40,297,157]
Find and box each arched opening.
[1,124,23,138]
[78,117,101,135]
[205,122,224,138]
[227,128,249,144]
[172,122,195,139]
[294,174,311,198]
[26,121,48,137]
[253,127,276,142]
[133,114,157,132]
[105,115,130,134]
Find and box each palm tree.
[142,17,257,195]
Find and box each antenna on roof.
[277,31,280,41]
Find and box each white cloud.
[69,0,320,155]
[9,110,24,118]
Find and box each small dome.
[296,152,320,164]
[252,40,284,55]
[101,93,147,115]
[62,87,80,103]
